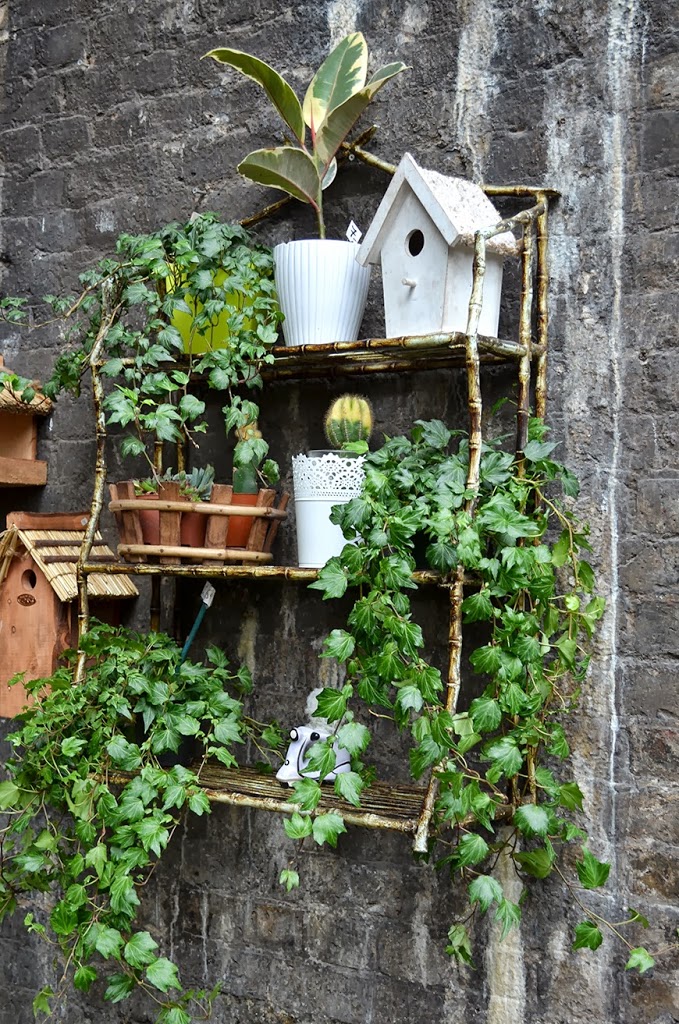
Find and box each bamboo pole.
[412,572,465,852]
[75,297,122,683]
[535,191,551,419]
[516,220,535,458]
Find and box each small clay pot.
[137,493,160,545]
[226,493,258,548]
[180,507,207,548]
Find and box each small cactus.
[324,395,373,449]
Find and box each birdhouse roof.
[358,153,518,265]
[0,515,138,603]
[0,357,53,416]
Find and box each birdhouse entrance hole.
[22,569,37,590]
[406,229,425,256]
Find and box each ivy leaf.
[455,833,490,868]
[187,790,211,816]
[104,973,136,1003]
[279,868,300,892]
[312,812,347,848]
[321,629,355,662]
[94,925,124,959]
[145,957,182,992]
[484,735,523,778]
[314,686,350,721]
[159,1009,191,1024]
[283,812,313,840]
[514,804,550,838]
[32,987,54,1017]
[462,589,494,622]
[523,439,559,462]
[110,874,141,916]
[396,684,424,714]
[409,735,444,779]
[469,696,502,733]
[558,781,584,811]
[61,736,87,757]
[334,771,364,807]
[627,907,650,928]
[50,901,78,936]
[576,849,610,890]
[445,924,473,965]
[308,559,348,599]
[514,846,555,879]
[124,931,159,969]
[337,722,370,756]
[495,898,522,939]
[470,645,503,675]
[0,779,21,810]
[572,921,603,951]
[292,778,322,811]
[106,735,142,771]
[73,966,98,992]
[625,948,655,974]
[468,875,503,912]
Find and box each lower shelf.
[80,562,447,586]
[197,764,426,834]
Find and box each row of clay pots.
[136,492,259,549]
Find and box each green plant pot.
[167,267,258,355]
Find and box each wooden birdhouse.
[357,153,518,339]
[0,356,52,486]
[0,511,138,717]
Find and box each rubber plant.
[279,416,665,973]
[0,621,284,1023]
[204,32,408,238]
[0,213,282,489]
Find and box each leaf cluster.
[293,417,654,970]
[0,620,282,1022]
[1,214,282,487]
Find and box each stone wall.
[0,1,677,1022]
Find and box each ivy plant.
[0,621,284,1023]
[281,416,666,972]
[0,213,282,487]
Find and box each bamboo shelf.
[76,185,555,845]
[264,332,540,381]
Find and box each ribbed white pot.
[292,452,366,568]
[274,240,371,347]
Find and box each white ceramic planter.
[274,240,371,347]
[292,451,366,568]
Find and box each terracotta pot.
[137,493,160,545]
[226,493,259,548]
[180,507,207,548]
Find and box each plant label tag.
[346,221,362,243]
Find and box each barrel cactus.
[324,394,373,448]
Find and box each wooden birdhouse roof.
[0,357,52,416]
[0,512,138,603]
[358,152,519,265]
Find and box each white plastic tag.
[346,221,362,243]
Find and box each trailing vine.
[0,213,282,484]
[0,622,283,1023]
[281,417,664,972]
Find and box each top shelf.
[263,332,540,381]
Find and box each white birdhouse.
[357,153,518,339]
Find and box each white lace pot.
[292,451,366,568]
[274,240,371,347]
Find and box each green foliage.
[0,620,277,1023]
[0,213,282,489]
[204,34,407,237]
[289,415,661,972]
